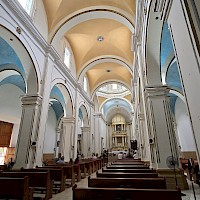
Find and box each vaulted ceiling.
[42,0,136,120]
[43,0,135,95]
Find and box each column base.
[156,168,189,190]
[142,160,150,167]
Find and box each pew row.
[40,165,76,186]
[107,165,149,169]
[72,184,181,200]
[112,162,144,165]
[0,171,53,199]
[96,171,158,178]
[88,176,166,189]
[0,176,34,200]
[102,168,156,173]
[22,167,65,193]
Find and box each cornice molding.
[145,85,170,97]
[2,1,95,108]
[3,0,49,51]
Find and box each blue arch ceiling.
[160,22,183,114]
[0,36,26,92]
[50,86,65,120]
[101,98,132,116]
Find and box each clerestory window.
[18,0,34,15]
[64,47,71,69]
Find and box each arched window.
[18,0,34,15]
[83,76,88,92]
[112,83,117,90]
[64,46,71,69]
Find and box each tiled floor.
[51,170,200,200]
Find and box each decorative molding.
[61,117,75,124]
[2,1,95,107]
[21,94,43,106]
[145,85,170,97]
[81,126,90,132]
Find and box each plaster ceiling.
[65,18,133,73]
[42,1,134,95]
[43,0,136,32]
[87,62,132,94]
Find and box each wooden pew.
[102,168,156,173]
[0,176,33,200]
[112,162,144,165]
[72,184,181,200]
[80,160,93,175]
[79,162,87,178]
[74,164,81,181]
[96,171,158,178]
[22,167,65,193]
[44,164,76,186]
[88,176,166,189]
[107,165,149,169]
[0,171,53,200]
[0,164,8,171]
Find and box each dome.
[112,114,126,125]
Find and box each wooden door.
[0,121,13,147]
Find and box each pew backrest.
[0,176,32,200]
[72,184,181,200]
[88,177,166,189]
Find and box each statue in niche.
[116,124,121,131]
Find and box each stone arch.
[145,2,164,85]
[99,97,133,113]
[50,83,74,123]
[78,104,89,127]
[0,24,39,94]
[51,7,135,56]
[78,55,132,81]
[91,80,131,100]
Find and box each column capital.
[81,126,90,132]
[62,116,75,124]
[93,112,102,118]
[21,94,43,106]
[56,128,61,133]
[145,85,170,97]
[138,113,145,120]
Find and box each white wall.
[0,84,23,147]
[43,107,57,153]
[175,97,196,151]
[33,0,48,41]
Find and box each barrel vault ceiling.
[43,0,136,118]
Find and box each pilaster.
[145,85,188,189]
[14,95,43,169]
[81,126,90,158]
[145,85,178,168]
[61,117,75,161]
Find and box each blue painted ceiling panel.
[166,61,182,91]
[0,74,26,92]
[0,37,25,77]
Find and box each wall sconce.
[31,141,36,147]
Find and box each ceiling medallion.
[97,36,104,42]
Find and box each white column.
[168,0,200,163]
[81,126,90,158]
[61,117,75,162]
[145,85,179,169]
[55,128,61,158]
[94,113,101,155]
[14,95,42,169]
